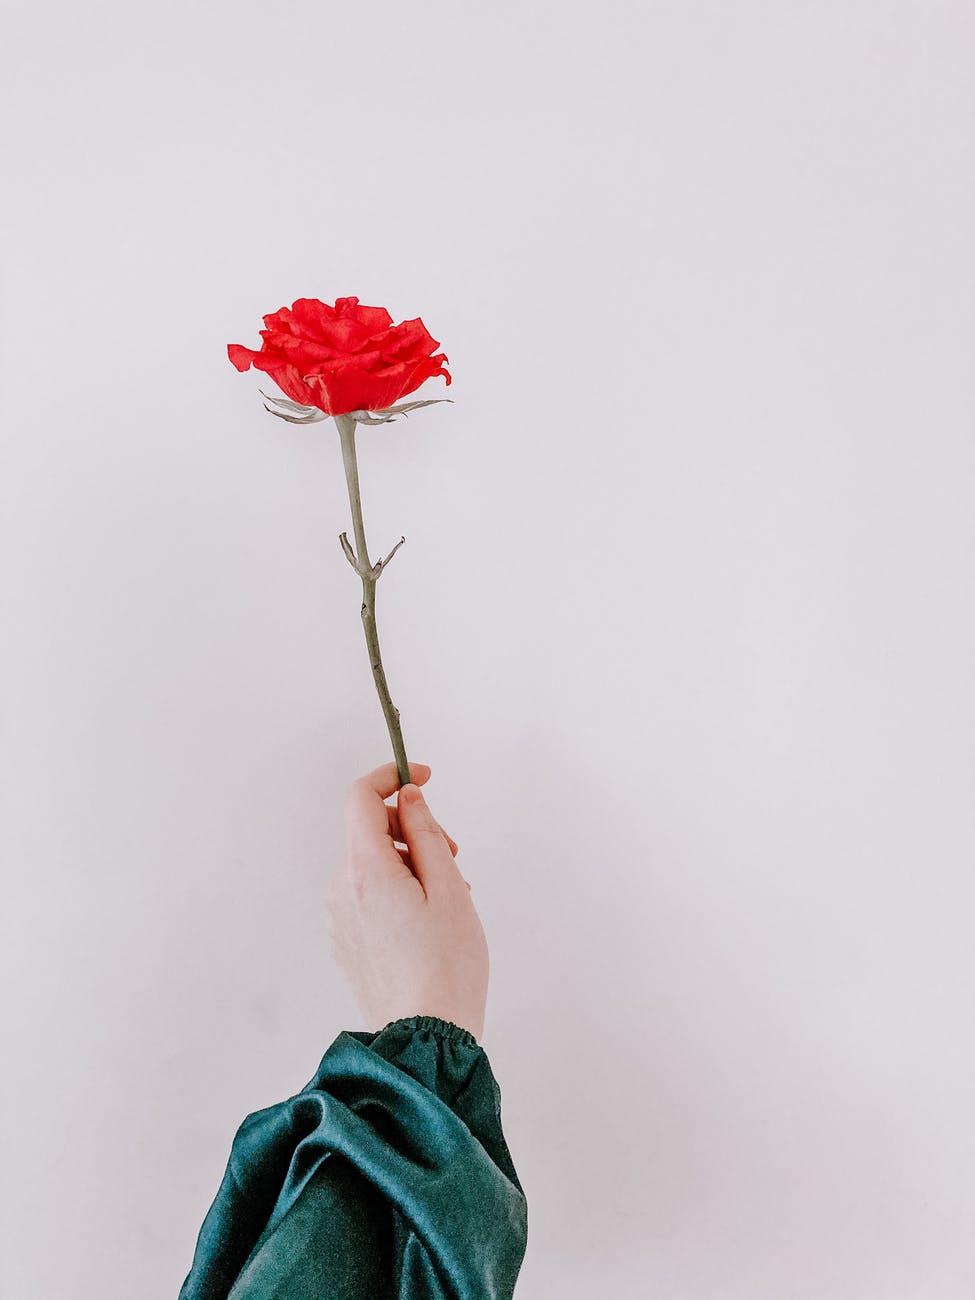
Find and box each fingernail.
[402,784,423,804]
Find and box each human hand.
[325,760,489,1042]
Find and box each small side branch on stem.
[375,535,406,577]
[339,531,358,570]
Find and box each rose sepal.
[257,390,330,424]
[258,389,453,426]
[346,398,454,425]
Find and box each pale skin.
[325,761,489,1042]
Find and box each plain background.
[2,2,973,1296]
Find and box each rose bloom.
[227,296,451,416]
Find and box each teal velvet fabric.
[179,1015,528,1299]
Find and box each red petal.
[345,300,395,333]
[286,298,339,342]
[316,352,451,414]
[301,352,384,415]
[269,334,344,364]
[227,343,261,372]
[242,352,321,408]
[261,307,301,337]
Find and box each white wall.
[2,3,974,1296]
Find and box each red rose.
[227,295,451,416]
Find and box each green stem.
[334,412,411,788]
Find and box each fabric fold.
[178,1016,528,1300]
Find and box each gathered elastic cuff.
[378,1014,479,1048]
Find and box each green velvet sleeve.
[178,1015,528,1299]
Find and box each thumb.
[398,784,458,895]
